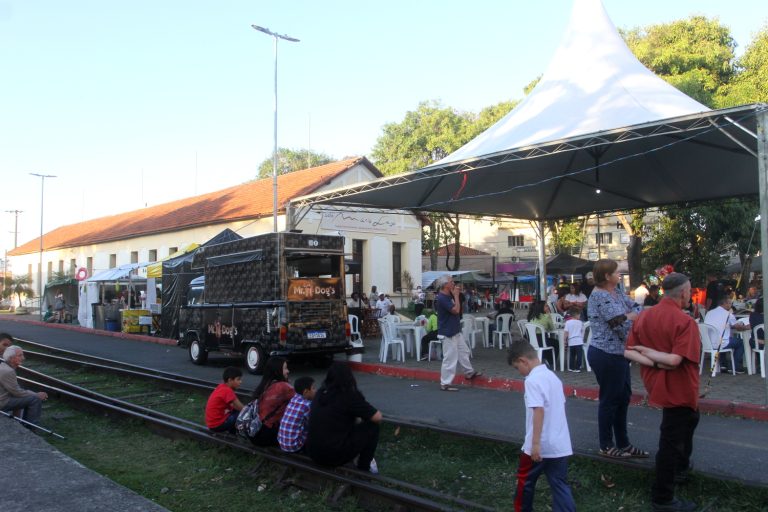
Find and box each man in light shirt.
[704,296,749,374]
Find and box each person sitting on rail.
[250,356,295,447]
[0,333,14,360]
[508,341,576,512]
[43,305,56,323]
[0,345,49,426]
[278,376,316,453]
[307,362,382,474]
[205,366,245,434]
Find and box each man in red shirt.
[625,273,700,512]
[205,367,245,433]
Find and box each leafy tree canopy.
[256,148,333,179]
[718,24,768,106]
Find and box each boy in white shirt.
[508,342,575,512]
[563,307,584,372]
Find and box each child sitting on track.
[508,342,575,512]
[278,376,316,453]
[205,367,244,434]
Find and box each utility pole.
[5,210,22,248]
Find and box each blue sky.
[1,0,766,256]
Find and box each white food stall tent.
[78,262,150,329]
[294,0,768,398]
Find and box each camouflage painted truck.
[178,232,351,374]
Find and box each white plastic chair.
[524,323,556,366]
[581,321,592,372]
[550,313,564,329]
[493,313,514,349]
[348,314,362,345]
[378,319,404,363]
[698,323,735,375]
[751,323,765,378]
[517,319,529,339]
[461,316,482,356]
[429,335,444,361]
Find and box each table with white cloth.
[395,322,427,361]
[736,314,754,375]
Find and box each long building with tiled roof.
[7,157,423,311]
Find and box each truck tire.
[245,345,266,375]
[189,337,208,365]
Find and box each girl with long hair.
[307,362,382,473]
[250,356,295,447]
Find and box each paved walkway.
[0,417,169,512]
[357,316,768,420]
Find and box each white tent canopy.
[421,270,473,289]
[87,262,149,282]
[442,0,709,164]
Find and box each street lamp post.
[251,24,299,233]
[30,173,56,320]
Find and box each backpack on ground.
[235,400,262,440]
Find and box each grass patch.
[27,359,768,512]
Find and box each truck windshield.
[286,255,342,278]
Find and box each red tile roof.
[10,157,379,256]
[428,244,490,256]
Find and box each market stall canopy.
[145,243,199,278]
[88,263,149,282]
[544,254,594,275]
[294,0,762,221]
[421,270,474,289]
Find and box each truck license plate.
[306,330,327,339]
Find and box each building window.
[130,251,138,264]
[507,235,524,247]
[392,242,403,292]
[87,257,93,276]
[596,233,613,245]
[352,239,364,295]
[169,246,178,255]
[58,260,64,274]
[28,264,32,278]
[47,261,52,282]
[109,254,117,268]
[70,259,77,274]
[149,249,157,262]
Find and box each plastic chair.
[751,323,765,378]
[429,335,444,361]
[524,323,556,366]
[493,313,514,349]
[550,313,564,329]
[378,319,404,363]
[581,321,592,372]
[461,316,482,356]
[348,314,362,345]
[698,323,735,375]
[517,319,529,339]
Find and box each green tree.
[641,199,759,287]
[256,148,333,179]
[622,16,736,107]
[546,218,584,255]
[718,24,768,106]
[2,274,34,308]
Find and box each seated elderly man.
[0,345,49,424]
[704,296,749,374]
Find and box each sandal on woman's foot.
[440,385,459,391]
[620,445,649,458]
[599,447,632,459]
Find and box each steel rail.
[19,372,494,512]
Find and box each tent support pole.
[756,109,768,405]
[537,221,546,301]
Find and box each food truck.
[178,232,351,374]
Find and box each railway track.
[16,338,496,512]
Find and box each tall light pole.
[30,173,56,320]
[251,24,299,233]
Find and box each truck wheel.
[189,338,208,365]
[245,345,266,375]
